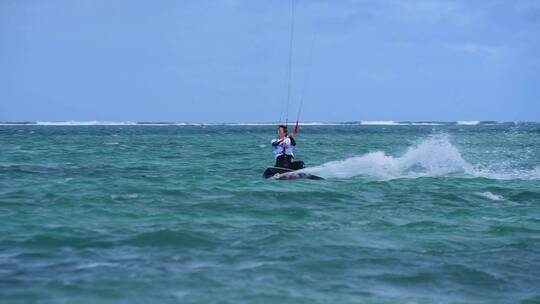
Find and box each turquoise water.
[1,123,539,303]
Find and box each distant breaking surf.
[0,121,527,126]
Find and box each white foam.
[303,135,472,179]
[0,121,524,126]
[1,121,533,127]
[360,121,400,125]
[408,122,445,126]
[477,192,504,201]
[35,121,137,126]
[302,135,540,180]
[32,121,201,126]
[359,121,445,126]
[172,123,203,126]
[457,121,481,125]
[30,122,349,126]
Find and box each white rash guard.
[271,137,294,159]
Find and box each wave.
[457,121,481,125]
[359,121,443,126]
[5,121,203,126]
[360,120,401,125]
[358,121,442,126]
[407,122,445,126]
[0,121,533,126]
[477,192,505,201]
[35,121,138,126]
[0,121,345,126]
[302,135,540,180]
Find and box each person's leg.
[289,160,304,170]
[284,155,294,168]
[275,155,290,168]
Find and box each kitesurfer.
[271,125,304,170]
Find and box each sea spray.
[303,134,473,179]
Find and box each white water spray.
[303,135,539,180]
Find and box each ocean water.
[1,122,539,303]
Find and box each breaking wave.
[457,121,481,125]
[35,121,138,126]
[359,121,443,126]
[360,120,401,125]
[0,121,524,126]
[303,135,540,180]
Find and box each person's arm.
[271,139,282,146]
[288,135,296,146]
[283,137,292,147]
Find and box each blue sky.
[1,0,539,122]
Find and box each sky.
[1,0,539,122]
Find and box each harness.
[279,138,293,157]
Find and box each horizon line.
[1,120,538,126]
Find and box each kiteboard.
[262,167,324,180]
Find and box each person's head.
[277,125,288,138]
